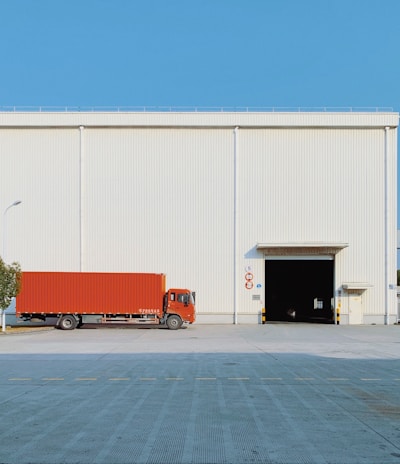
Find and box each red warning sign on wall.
[245,272,254,289]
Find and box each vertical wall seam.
[79,126,85,272]
[384,126,390,324]
[233,127,239,324]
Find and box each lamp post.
[2,200,22,332]
[2,200,22,261]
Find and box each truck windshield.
[176,293,195,305]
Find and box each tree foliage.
[0,257,22,311]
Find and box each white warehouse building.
[0,110,398,325]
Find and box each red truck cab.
[166,289,196,328]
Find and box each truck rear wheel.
[166,315,182,330]
[58,315,77,330]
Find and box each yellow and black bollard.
[262,308,266,324]
[336,303,340,325]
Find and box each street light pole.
[2,200,22,261]
[1,200,22,332]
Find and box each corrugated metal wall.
[0,128,80,269]
[0,113,398,323]
[237,127,397,322]
[81,128,234,315]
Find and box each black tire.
[58,315,77,330]
[166,315,182,330]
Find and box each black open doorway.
[265,259,334,323]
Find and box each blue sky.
[1,0,399,110]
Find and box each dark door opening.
[265,259,334,323]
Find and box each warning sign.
[245,272,254,290]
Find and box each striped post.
[262,308,266,324]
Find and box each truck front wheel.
[58,315,78,330]
[166,315,183,330]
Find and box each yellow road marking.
[261,377,282,380]
[295,378,314,381]
[327,378,349,381]
[109,378,130,381]
[196,377,217,380]
[42,378,64,381]
[166,377,184,381]
[8,378,31,381]
[361,378,380,381]
[76,377,97,381]
[140,377,157,381]
[228,377,249,380]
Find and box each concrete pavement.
[0,323,400,464]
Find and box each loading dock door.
[265,258,334,323]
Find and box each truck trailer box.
[16,272,166,316]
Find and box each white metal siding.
[1,111,398,128]
[0,129,80,270]
[236,127,398,321]
[0,113,397,323]
[82,128,234,315]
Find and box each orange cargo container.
[16,272,196,330]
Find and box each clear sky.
[1,0,399,110]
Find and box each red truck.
[16,272,196,330]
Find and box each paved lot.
[0,323,400,464]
